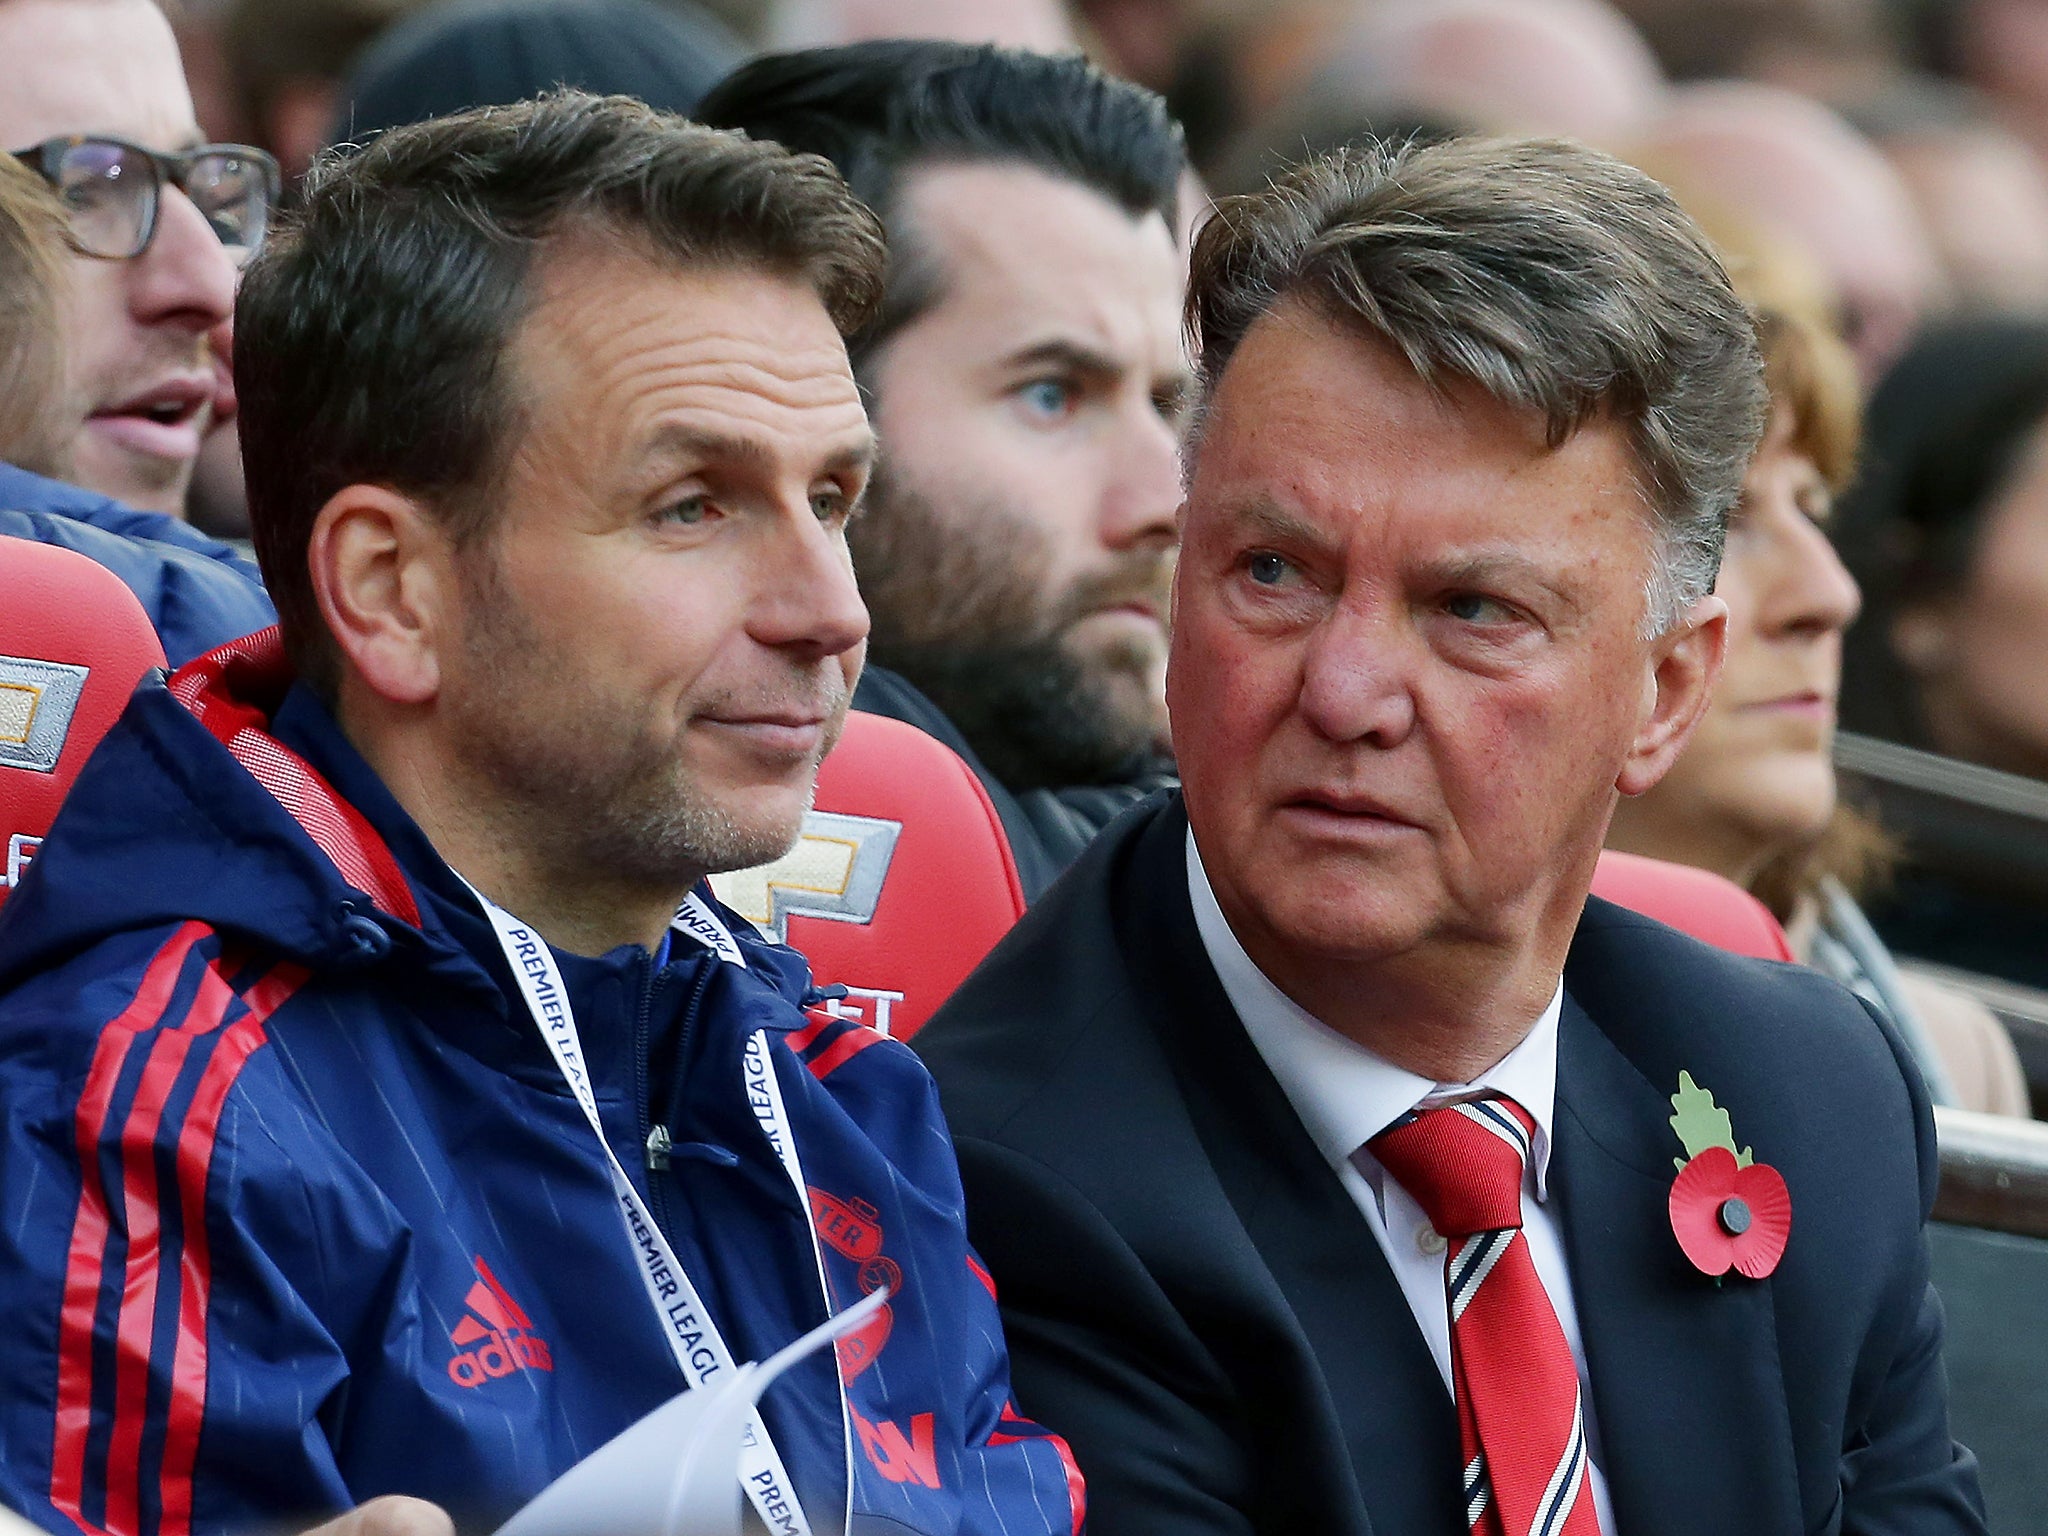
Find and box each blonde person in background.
[1605,227,2028,1116]
[0,0,275,665]
[0,158,75,477]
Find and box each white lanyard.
[466,882,847,1536]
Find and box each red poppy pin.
[1667,1072,1791,1281]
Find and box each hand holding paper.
[495,1286,892,1536]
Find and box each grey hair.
[1186,136,1767,636]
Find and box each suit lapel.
[1122,806,1463,1535]
[1553,990,1805,1535]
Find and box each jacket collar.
[162,630,532,1011]
[170,630,423,923]
[0,630,417,985]
[264,669,522,979]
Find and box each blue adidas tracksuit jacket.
[0,631,1082,1536]
[0,462,274,667]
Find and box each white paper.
[495,1286,891,1536]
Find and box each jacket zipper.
[637,953,716,1244]
[642,949,853,1531]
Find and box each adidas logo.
[446,1257,554,1389]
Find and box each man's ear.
[1616,594,1728,798]
[307,485,452,707]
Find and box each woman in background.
[1839,318,2048,780]
[1832,319,2048,991]
[1608,297,2029,1114]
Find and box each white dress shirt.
[1186,831,1615,1533]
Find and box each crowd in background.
[11,0,2048,1081]
[181,0,2048,1102]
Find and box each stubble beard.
[854,466,1171,792]
[446,559,827,900]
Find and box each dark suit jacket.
[914,794,1987,1536]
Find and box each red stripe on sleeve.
[966,1255,998,1301]
[157,963,304,1536]
[238,963,308,1022]
[100,965,236,1536]
[803,1024,884,1082]
[51,922,207,1531]
[786,1015,832,1056]
[990,1404,1086,1536]
[1049,1431,1087,1536]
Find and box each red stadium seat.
[0,535,166,909]
[1590,848,1795,961]
[710,710,1027,1040]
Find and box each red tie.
[1368,1096,1601,1536]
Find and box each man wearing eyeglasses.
[0,0,277,664]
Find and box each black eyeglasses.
[11,135,281,264]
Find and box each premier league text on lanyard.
[467,880,843,1536]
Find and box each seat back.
[1589,849,1795,961]
[710,710,1025,1041]
[1929,1107,2048,1535]
[0,536,166,909]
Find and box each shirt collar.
[1185,827,1563,1199]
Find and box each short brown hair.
[1757,308,1860,494]
[696,41,1184,370]
[0,158,73,477]
[235,91,886,694]
[1186,137,1768,634]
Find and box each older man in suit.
[914,136,1987,1536]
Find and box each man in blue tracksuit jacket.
[0,461,274,667]
[0,636,1080,1536]
[0,96,1079,1536]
